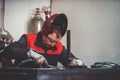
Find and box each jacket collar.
[35,32,56,50]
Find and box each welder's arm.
[2,34,47,65]
[2,35,29,59]
[59,46,84,67]
[58,46,75,67]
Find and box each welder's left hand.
[35,56,47,65]
[27,49,47,66]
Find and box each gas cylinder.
[31,8,44,33]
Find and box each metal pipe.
[1,0,13,44]
[67,30,71,58]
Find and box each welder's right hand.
[27,49,47,65]
[68,58,84,67]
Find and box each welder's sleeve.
[2,35,29,59]
[58,46,75,67]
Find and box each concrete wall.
[4,0,50,40]
[52,0,120,67]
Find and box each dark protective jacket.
[2,32,75,67]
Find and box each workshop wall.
[4,0,50,41]
[52,0,120,67]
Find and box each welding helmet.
[41,13,68,37]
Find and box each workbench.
[0,67,120,80]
